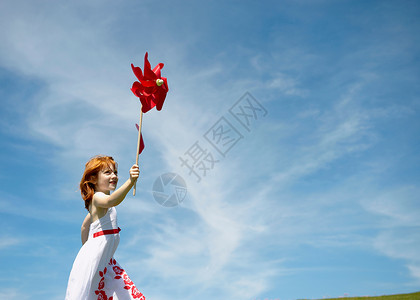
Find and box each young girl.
[65,155,145,300]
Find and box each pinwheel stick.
[133,106,143,196]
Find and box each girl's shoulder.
[92,191,107,200]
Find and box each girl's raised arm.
[93,164,139,208]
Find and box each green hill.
[307,291,420,300]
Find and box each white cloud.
[0,237,21,250]
[268,72,308,97]
[258,82,375,191]
[374,229,420,285]
[0,289,22,300]
[361,185,420,227]
[359,185,420,284]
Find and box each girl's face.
[94,165,118,194]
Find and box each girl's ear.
[89,175,98,185]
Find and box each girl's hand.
[129,164,140,182]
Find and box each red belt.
[93,227,121,238]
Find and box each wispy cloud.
[374,229,420,286]
[360,185,420,285]
[0,289,22,300]
[0,236,21,250]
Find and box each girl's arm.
[93,164,139,208]
[81,213,92,245]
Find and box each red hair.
[80,155,117,211]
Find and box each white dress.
[65,207,145,300]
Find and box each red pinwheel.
[130,52,169,195]
[131,52,169,113]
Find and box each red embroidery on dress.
[108,258,146,299]
[98,277,105,290]
[95,266,113,300]
[131,285,144,299]
[123,273,134,286]
[113,265,124,277]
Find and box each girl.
[66,155,145,300]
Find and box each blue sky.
[1,0,419,299]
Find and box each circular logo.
[152,173,187,207]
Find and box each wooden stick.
[133,106,143,196]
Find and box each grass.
[305,291,420,300]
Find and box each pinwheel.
[131,52,168,112]
[131,52,169,195]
